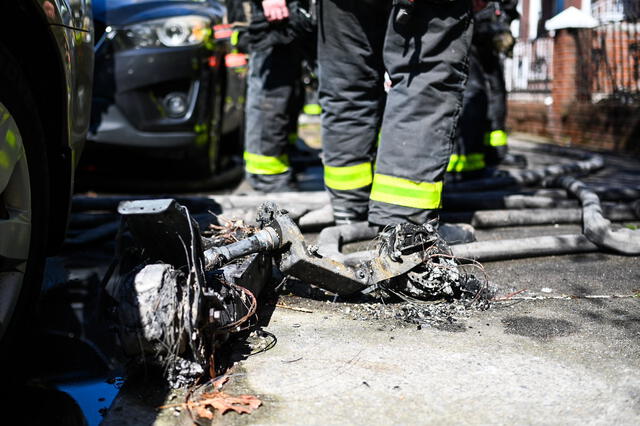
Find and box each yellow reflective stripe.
[489,130,508,147]
[244,151,289,175]
[370,174,443,209]
[6,129,16,148]
[303,104,322,115]
[447,155,459,172]
[447,153,485,172]
[324,162,373,191]
[230,30,240,46]
[468,153,486,170]
[483,132,491,146]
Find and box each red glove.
[262,0,289,22]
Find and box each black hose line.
[316,222,379,263]
[313,151,639,262]
[74,149,640,258]
[446,152,604,193]
[546,175,640,254]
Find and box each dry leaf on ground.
[193,391,262,418]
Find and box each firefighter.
[447,39,489,180]
[447,0,522,179]
[482,0,523,167]
[242,0,316,192]
[319,0,473,226]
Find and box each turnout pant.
[482,51,508,164]
[244,44,303,192]
[319,0,472,226]
[448,45,489,174]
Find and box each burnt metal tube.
[204,227,280,269]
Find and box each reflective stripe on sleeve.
[447,153,485,172]
[370,174,443,209]
[324,162,373,191]
[489,130,508,147]
[244,151,289,175]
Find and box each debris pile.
[105,200,265,388]
[402,257,461,298]
[348,301,470,328]
[371,222,488,302]
[205,217,257,245]
[347,223,492,327]
[105,199,488,388]
[108,263,206,387]
[349,265,493,329]
[349,280,493,327]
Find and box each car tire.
[0,46,49,363]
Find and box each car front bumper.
[88,39,220,150]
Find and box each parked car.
[87,0,247,177]
[0,0,93,355]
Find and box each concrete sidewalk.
[214,254,638,425]
[103,137,640,425]
[217,138,640,425]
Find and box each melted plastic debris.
[346,275,494,328]
[374,222,488,302]
[347,300,469,328]
[402,257,460,298]
[108,214,260,388]
[354,221,494,327]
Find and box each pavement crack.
[495,293,638,302]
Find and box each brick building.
[505,0,640,154]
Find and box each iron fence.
[505,37,554,93]
[589,0,640,103]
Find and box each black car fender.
[0,0,93,252]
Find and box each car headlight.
[120,15,211,48]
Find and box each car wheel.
[0,47,49,358]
